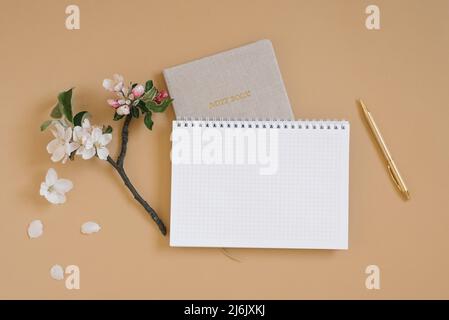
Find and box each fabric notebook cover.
[170,120,350,250]
[163,40,294,120]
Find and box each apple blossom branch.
[40,74,173,236]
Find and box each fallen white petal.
[81,221,101,234]
[27,220,43,239]
[50,264,64,280]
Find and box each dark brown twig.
[106,114,167,235]
[116,114,132,167]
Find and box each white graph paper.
[170,120,350,249]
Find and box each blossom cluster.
[102,74,172,129]
[47,118,112,163]
[103,74,169,116]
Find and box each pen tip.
[404,190,411,200]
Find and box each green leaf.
[145,80,153,91]
[50,103,62,119]
[57,88,74,123]
[141,87,157,103]
[73,111,90,127]
[131,106,139,118]
[144,111,154,130]
[102,125,113,134]
[40,120,53,131]
[146,98,173,113]
[113,113,124,121]
[131,83,138,89]
[137,100,149,113]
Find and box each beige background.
[1,0,448,299]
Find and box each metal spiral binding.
[174,118,347,130]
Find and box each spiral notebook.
[170,120,350,249]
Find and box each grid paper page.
[170,120,350,249]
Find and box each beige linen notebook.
[163,40,294,120]
[170,119,350,249]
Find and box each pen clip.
[387,164,407,196]
[387,164,402,191]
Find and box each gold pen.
[358,99,410,200]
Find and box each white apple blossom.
[39,168,73,204]
[46,123,79,163]
[73,119,96,160]
[90,127,112,160]
[102,74,124,92]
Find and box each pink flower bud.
[107,99,120,108]
[131,84,145,98]
[154,90,169,104]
